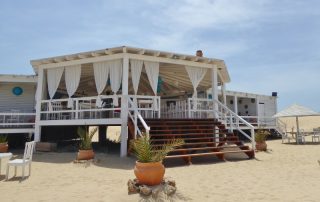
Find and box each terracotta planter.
[0,142,8,153]
[77,149,95,160]
[134,161,165,186]
[256,142,267,151]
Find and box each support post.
[98,125,107,146]
[34,68,45,142]
[211,65,218,118]
[256,97,260,127]
[234,96,239,126]
[221,82,227,105]
[120,55,129,157]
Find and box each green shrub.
[255,129,270,143]
[0,134,7,143]
[77,127,97,150]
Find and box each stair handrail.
[128,98,150,139]
[213,99,256,150]
[276,118,287,136]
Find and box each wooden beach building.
[1,46,280,162]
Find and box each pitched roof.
[274,104,319,117]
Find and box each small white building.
[0,75,36,134]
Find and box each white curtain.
[144,61,159,95]
[185,66,207,98]
[130,59,143,106]
[65,65,81,108]
[130,59,143,94]
[109,59,123,106]
[47,67,64,99]
[93,61,110,107]
[144,61,159,110]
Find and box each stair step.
[171,145,250,152]
[150,132,231,137]
[150,128,218,132]
[165,150,254,159]
[151,137,217,142]
[152,140,242,147]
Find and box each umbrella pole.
[296,116,300,144]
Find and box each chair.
[281,132,294,143]
[312,128,320,142]
[6,141,35,180]
[297,129,306,144]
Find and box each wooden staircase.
[128,118,255,164]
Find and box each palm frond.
[130,133,184,163]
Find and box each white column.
[211,65,218,118]
[234,95,239,126]
[256,97,260,127]
[234,96,238,115]
[120,55,129,157]
[34,68,44,142]
[222,82,226,105]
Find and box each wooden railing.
[0,112,35,128]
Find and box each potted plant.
[77,127,97,160]
[255,129,270,151]
[0,134,8,153]
[130,133,184,186]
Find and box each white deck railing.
[40,95,160,121]
[128,98,150,138]
[211,99,255,150]
[0,112,35,128]
[129,95,160,119]
[162,98,255,148]
[161,98,276,129]
[40,95,122,120]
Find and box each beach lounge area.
[0,138,319,202]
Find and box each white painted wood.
[0,128,35,134]
[120,56,129,157]
[0,75,37,83]
[38,118,121,126]
[0,82,36,112]
[221,82,226,105]
[211,65,218,118]
[34,68,44,142]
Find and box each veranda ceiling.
[53,62,218,98]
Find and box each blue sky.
[0,0,319,111]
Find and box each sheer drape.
[93,61,110,107]
[130,59,143,94]
[109,59,123,106]
[130,59,143,106]
[65,65,81,108]
[144,61,159,110]
[47,67,64,111]
[185,66,207,98]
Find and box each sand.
[1,138,319,202]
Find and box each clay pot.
[256,142,267,151]
[77,149,95,160]
[0,143,8,153]
[134,161,165,186]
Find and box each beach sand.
[1,138,320,202]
